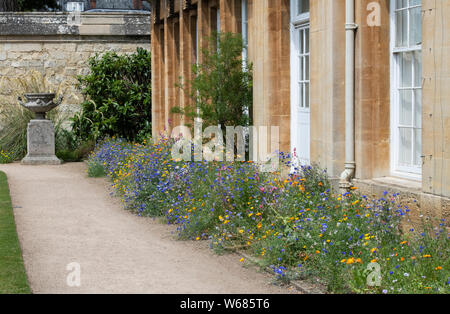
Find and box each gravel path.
[0,162,297,294]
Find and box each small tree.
[173,32,253,133]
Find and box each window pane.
[299,29,304,54]
[414,50,422,87]
[409,7,422,46]
[305,83,309,108]
[414,128,422,166]
[395,10,407,47]
[396,0,408,9]
[399,90,413,126]
[299,82,304,108]
[400,52,413,87]
[414,89,422,127]
[399,128,412,166]
[297,0,309,15]
[305,55,310,80]
[299,55,303,80]
[305,28,310,53]
[409,0,421,7]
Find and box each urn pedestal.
[18,93,62,165]
[21,119,61,165]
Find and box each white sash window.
[391,0,422,178]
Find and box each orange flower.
[346,258,355,264]
[435,266,442,270]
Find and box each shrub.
[72,48,152,143]
[88,138,450,294]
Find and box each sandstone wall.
[0,12,150,112]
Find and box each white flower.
[404,273,410,277]
[382,289,388,294]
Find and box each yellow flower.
[239,229,244,234]
[423,254,432,258]
[240,258,245,263]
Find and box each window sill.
[355,176,422,193]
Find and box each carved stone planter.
[18,93,62,165]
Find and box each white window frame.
[390,0,422,180]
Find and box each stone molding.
[0,12,151,37]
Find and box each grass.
[0,171,31,294]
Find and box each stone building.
[150,0,450,219]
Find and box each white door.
[291,22,310,166]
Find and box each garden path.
[0,162,297,294]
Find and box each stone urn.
[18,93,63,165]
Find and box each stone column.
[353,0,391,179]
[309,0,346,177]
[422,0,450,197]
[248,0,291,154]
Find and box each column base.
[21,155,62,165]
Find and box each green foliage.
[72,48,152,143]
[172,32,253,131]
[87,158,106,178]
[55,130,95,162]
[0,104,33,161]
[0,171,31,294]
